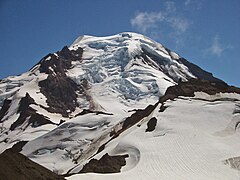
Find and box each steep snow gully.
[0,32,240,180]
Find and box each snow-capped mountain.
[0,32,239,180]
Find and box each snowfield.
[67,93,240,180]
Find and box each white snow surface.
[67,93,240,180]
[68,32,195,107]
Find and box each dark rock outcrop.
[176,57,224,82]
[165,47,223,83]
[160,78,240,103]
[39,74,82,117]
[159,104,168,112]
[0,99,11,122]
[38,46,83,75]
[146,117,157,132]
[38,46,85,117]
[140,48,175,81]
[80,153,129,173]
[0,149,65,180]
[10,141,28,153]
[141,47,223,83]
[10,93,55,131]
[122,102,159,131]
[75,109,113,116]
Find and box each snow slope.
[68,93,240,180]
[0,32,239,179]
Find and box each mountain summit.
[0,32,239,179]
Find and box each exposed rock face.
[10,141,28,153]
[141,47,222,83]
[75,109,113,116]
[10,93,55,131]
[38,46,84,117]
[0,99,11,122]
[39,74,82,117]
[160,78,240,103]
[0,149,65,180]
[122,102,159,131]
[146,117,157,132]
[176,57,224,82]
[80,153,129,173]
[38,46,83,74]
[140,48,181,82]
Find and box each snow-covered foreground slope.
[68,92,240,180]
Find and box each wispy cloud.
[165,1,176,12]
[184,0,190,6]
[205,35,232,57]
[130,12,164,33]
[209,35,223,56]
[184,0,203,9]
[130,1,190,49]
[167,16,189,34]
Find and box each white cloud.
[130,12,164,33]
[206,35,232,57]
[165,1,176,13]
[130,1,190,49]
[168,16,189,34]
[209,35,223,56]
[184,0,192,6]
[184,0,203,9]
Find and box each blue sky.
[0,0,239,87]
